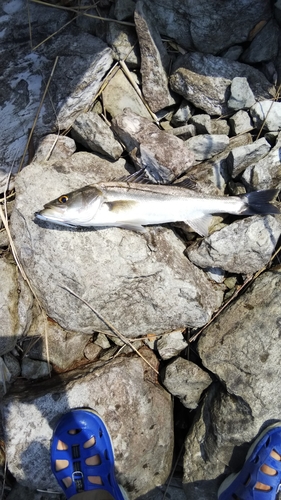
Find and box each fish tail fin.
[241,189,280,215]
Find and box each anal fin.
[185,214,213,237]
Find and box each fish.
[35,182,280,237]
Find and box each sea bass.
[35,182,279,237]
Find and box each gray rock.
[84,341,103,361]
[168,124,196,140]
[1,354,173,499]
[242,132,281,190]
[71,112,123,160]
[187,215,281,274]
[21,358,50,379]
[0,259,20,355]
[10,154,223,337]
[106,23,140,68]
[250,100,281,131]
[241,19,279,64]
[170,52,275,116]
[33,135,76,163]
[190,115,212,134]
[171,100,193,126]
[157,331,187,360]
[226,137,271,177]
[185,135,229,161]
[162,358,212,409]
[27,309,90,371]
[0,357,12,396]
[198,268,281,422]
[3,353,21,383]
[227,77,256,111]
[102,69,152,120]
[112,108,195,182]
[229,110,254,135]
[210,119,230,136]
[134,1,175,112]
[94,333,111,350]
[5,482,64,500]
[222,45,243,60]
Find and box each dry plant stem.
[18,56,59,172]
[29,0,135,26]
[61,284,159,375]
[189,244,281,343]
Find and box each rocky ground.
[1,0,281,499]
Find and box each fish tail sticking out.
[240,189,280,215]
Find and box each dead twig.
[60,284,159,375]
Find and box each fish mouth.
[35,209,68,225]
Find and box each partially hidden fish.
[35,182,280,237]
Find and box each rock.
[222,45,243,60]
[0,357,12,396]
[4,482,63,500]
[33,135,76,162]
[157,331,187,360]
[102,68,152,120]
[168,124,196,140]
[185,135,229,161]
[71,112,123,160]
[171,100,193,126]
[250,100,281,131]
[182,383,254,500]
[187,215,281,274]
[106,23,140,68]
[21,358,51,380]
[226,137,271,177]
[162,358,212,409]
[170,52,275,116]
[227,77,256,111]
[10,154,223,337]
[241,19,279,64]
[27,309,91,371]
[94,333,111,350]
[0,259,21,355]
[198,268,281,421]
[190,115,212,134]
[1,353,173,499]
[210,119,230,136]
[3,353,21,384]
[83,342,103,361]
[229,110,254,135]
[134,1,175,112]
[242,132,281,190]
[112,108,195,182]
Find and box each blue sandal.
[51,409,127,499]
[218,422,281,499]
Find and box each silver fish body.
[35,182,279,236]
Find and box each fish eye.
[58,195,68,203]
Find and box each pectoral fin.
[185,214,213,237]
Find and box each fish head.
[35,185,103,227]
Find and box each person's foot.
[51,408,127,499]
[218,422,281,499]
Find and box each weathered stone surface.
[198,268,281,422]
[241,19,279,64]
[106,22,140,68]
[242,132,281,190]
[227,77,256,111]
[190,115,212,134]
[102,69,152,119]
[185,134,229,161]
[1,354,173,499]
[229,110,254,135]
[10,153,223,337]
[134,1,175,112]
[71,111,123,160]
[33,135,76,163]
[112,108,195,182]
[171,100,193,126]
[157,331,187,360]
[187,215,281,274]
[170,52,275,115]
[226,137,271,177]
[162,358,212,409]
[0,259,20,355]
[250,100,281,131]
[21,358,51,380]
